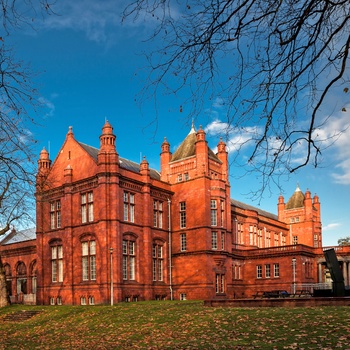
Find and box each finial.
[189,120,196,134]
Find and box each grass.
[0,301,349,349]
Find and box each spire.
[189,120,196,134]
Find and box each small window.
[178,174,183,182]
[180,293,187,300]
[257,265,262,279]
[274,263,280,278]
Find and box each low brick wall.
[204,297,350,307]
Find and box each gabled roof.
[1,228,36,245]
[78,142,161,180]
[285,185,305,209]
[231,198,278,221]
[170,126,220,163]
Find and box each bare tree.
[123,0,350,195]
[0,0,54,307]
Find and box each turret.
[195,126,208,176]
[98,121,119,170]
[216,138,228,181]
[160,137,171,182]
[277,194,285,221]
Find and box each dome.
[285,185,305,209]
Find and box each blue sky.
[9,0,350,246]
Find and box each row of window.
[180,199,225,229]
[180,231,226,251]
[51,195,227,232]
[256,263,280,279]
[50,192,164,229]
[249,226,286,248]
[51,239,164,283]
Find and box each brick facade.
[1,121,350,305]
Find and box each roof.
[231,198,278,221]
[170,126,220,163]
[285,185,305,209]
[78,142,161,180]
[1,227,36,245]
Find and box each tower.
[278,185,322,247]
[161,124,232,299]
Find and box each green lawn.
[0,301,349,349]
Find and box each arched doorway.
[16,262,27,297]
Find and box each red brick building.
[1,121,350,305]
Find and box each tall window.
[153,201,163,228]
[233,265,241,280]
[180,233,187,251]
[180,201,186,228]
[82,240,96,281]
[123,239,135,280]
[123,192,135,222]
[274,263,280,278]
[249,225,253,245]
[220,200,225,227]
[257,265,262,279]
[152,244,163,281]
[81,192,94,223]
[215,274,225,294]
[265,229,271,247]
[293,236,298,245]
[211,231,218,250]
[50,200,61,229]
[265,264,271,278]
[51,245,63,282]
[258,229,263,248]
[210,199,217,226]
[221,231,225,250]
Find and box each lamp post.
[110,247,113,306]
[292,258,296,295]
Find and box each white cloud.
[39,0,179,45]
[40,1,123,44]
[317,106,350,184]
[323,223,341,231]
[38,95,56,118]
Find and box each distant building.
[1,121,350,304]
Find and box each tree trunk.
[0,255,10,307]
